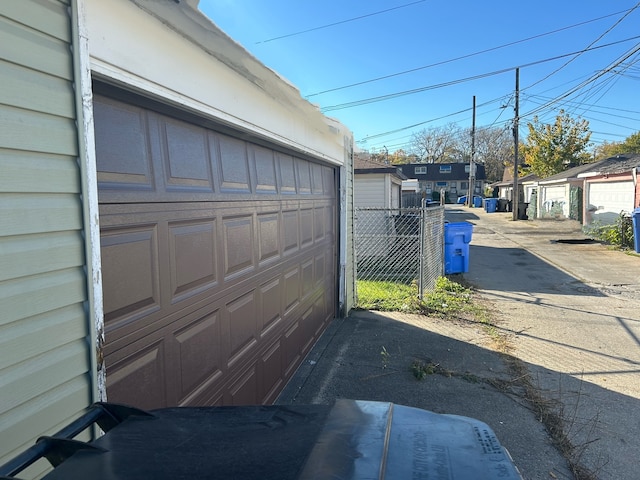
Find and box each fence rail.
[354,206,445,301]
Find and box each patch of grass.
[356,280,421,312]
[419,276,474,316]
[356,276,483,317]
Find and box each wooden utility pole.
[468,96,476,207]
[512,68,520,221]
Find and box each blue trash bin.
[473,196,482,208]
[632,207,640,253]
[484,198,498,213]
[444,222,473,274]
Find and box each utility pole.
[468,95,476,207]
[512,68,520,221]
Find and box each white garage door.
[588,181,634,224]
[541,185,567,216]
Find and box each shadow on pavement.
[278,311,638,480]
[466,245,607,297]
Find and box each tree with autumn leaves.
[521,110,594,177]
[593,131,640,159]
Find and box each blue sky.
[198,1,640,155]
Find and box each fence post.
[419,204,425,300]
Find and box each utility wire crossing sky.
[201,0,640,153]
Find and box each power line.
[522,42,640,120]
[359,97,506,143]
[321,36,640,113]
[255,0,426,44]
[306,8,634,98]
[524,1,640,90]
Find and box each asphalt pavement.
[278,205,640,480]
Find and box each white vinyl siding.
[355,175,388,208]
[0,1,94,476]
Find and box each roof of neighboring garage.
[577,153,640,178]
[354,157,407,179]
[537,159,608,184]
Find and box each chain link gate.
[354,206,445,302]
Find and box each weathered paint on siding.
[0,1,94,476]
[344,144,355,314]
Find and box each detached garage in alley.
[0,0,354,475]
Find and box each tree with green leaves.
[593,131,640,159]
[521,110,593,177]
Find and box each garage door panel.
[226,290,258,368]
[228,365,258,405]
[282,210,299,254]
[300,208,314,246]
[106,338,167,410]
[222,214,255,278]
[257,212,280,264]
[315,254,325,286]
[259,276,283,338]
[162,117,214,192]
[283,320,302,377]
[101,224,161,326]
[261,339,284,404]
[94,98,155,191]
[278,152,297,194]
[283,266,300,314]
[301,259,314,298]
[217,134,251,193]
[173,310,223,402]
[251,145,277,194]
[168,219,217,303]
[296,158,312,194]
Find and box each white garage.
[586,181,635,225]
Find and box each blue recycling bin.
[484,198,498,213]
[473,196,482,208]
[632,207,640,253]
[444,222,473,274]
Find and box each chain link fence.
[354,206,445,301]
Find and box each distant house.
[490,172,539,204]
[354,156,407,209]
[397,163,486,202]
[577,154,640,225]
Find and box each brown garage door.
[93,92,337,409]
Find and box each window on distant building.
[436,181,447,187]
[461,181,468,189]
[415,166,427,174]
[439,165,452,173]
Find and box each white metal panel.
[587,181,635,225]
[354,175,387,208]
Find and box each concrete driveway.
[454,205,640,480]
[278,204,639,479]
